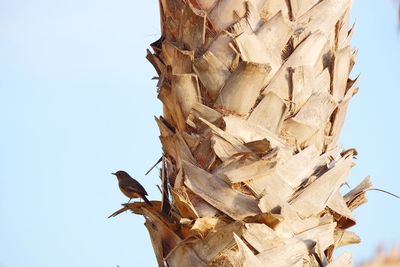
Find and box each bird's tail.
[142,195,152,206]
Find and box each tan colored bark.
[113,0,372,266]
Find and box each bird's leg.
[127,198,132,205]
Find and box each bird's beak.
[111,172,116,176]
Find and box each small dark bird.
[112,170,152,206]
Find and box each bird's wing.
[125,179,148,196]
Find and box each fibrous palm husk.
[118,0,372,266]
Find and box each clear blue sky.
[0,1,399,266]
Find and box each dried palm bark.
[120,0,372,266]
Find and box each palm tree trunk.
[124,0,371,266]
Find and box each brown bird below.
[112,170,152,206]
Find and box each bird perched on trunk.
[112,170,152,206]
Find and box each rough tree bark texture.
[116,0,372,266]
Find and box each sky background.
[0,0,399,266]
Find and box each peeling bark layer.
[129,0,369,266]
